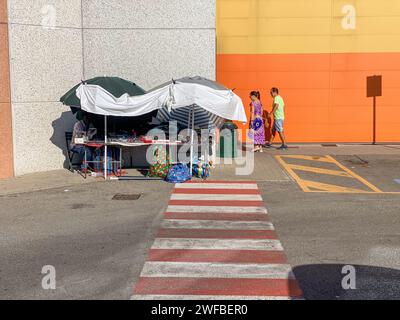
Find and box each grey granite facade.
[8,0,83,175]
[83,28,216,89]
[7,0,216,175]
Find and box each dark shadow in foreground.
[292,264,400,300]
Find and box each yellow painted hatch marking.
[276,155,386,193]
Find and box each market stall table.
[80,139,184,180]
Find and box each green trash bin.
[218,121,238,158]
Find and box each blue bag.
[192,162,211,180]
[166,163,192,183]
[252,118,263,131]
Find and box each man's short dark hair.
[271,87,279,94]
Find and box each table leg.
[84,148,87,179]
[119,147,122,177]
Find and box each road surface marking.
[287,164,352,178]
[302,180,374,193]
[164,212,269,221]
[275,156,311,192]
[131,294,302,300]
[170,193,263,201]
[173,188,261,194]
[133,278,303,298]
[166,205,268,213]
[132,181,302,300]
[168,199,265,206]
[276,155,384,193]
[175,183,258,189]
[325,155,383,193]
[277,155,335,163]
[162,219,274,230]
[157,228,277,239]
[151,238,284,251]
[140,261,295,279]
[147,249,287,264]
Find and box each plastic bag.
[192,162,211,180]
[148,146,171,178]
[166,163,191,183]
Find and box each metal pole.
[119,146,122,177]
[373,96,376,145]
[104,115,108,179]
[206,124,210,165]
[84,148,87,179]
[187,107,191,165]
[189,106,195,175]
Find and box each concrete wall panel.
[12,102,76,176]
[8,0,83,176]
[83,29,215,89]
[8,0,82,28]
[7,0,217,175]
[83,0,215,29]
[9,24,83,102]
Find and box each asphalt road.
[0,153,399,299]
[261,180,400,299]
[0,180,172,299]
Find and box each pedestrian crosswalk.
[132,181,303,300]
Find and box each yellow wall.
[217,0,400,143]
[218,0,400,54]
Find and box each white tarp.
[76,82,247,123]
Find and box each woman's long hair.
[250,91,261,100]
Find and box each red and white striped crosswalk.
[132,181,303,300]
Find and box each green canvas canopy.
[60,76,146,112]
[60,76,147,180]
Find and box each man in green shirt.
[266,87,288,150]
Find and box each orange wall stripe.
[217,53,400,143]
[0,0,14,178]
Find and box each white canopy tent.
[76,79,247,179]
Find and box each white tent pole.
[187,106,191,166]
[189,105,195,175]
[104,115,108,180]
[206,123,210,165]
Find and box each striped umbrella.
[156,104,225,129]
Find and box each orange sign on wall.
[217,0,400,143]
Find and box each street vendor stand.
[74,76,247,180]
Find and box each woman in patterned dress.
[249,91,266,152]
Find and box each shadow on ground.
[292,264,400,300]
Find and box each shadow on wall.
[263,110,272,142]
[291,264,400,300]
[50,111,76,170]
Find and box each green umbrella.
[60,76,146,112]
